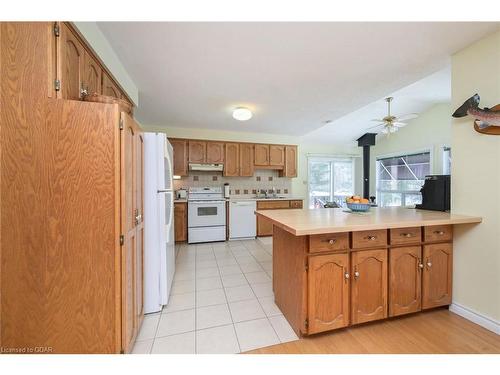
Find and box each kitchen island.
[255,207,482,336]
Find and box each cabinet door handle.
[344,271,350,282]
[400,233,413,238]
[354,271,360,279]
[426,260,432,268]
[418,258,424,270]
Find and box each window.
[376,152,430,207]
[443,147,451,175]
[308,157,354,208]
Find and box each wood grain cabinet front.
[290,200,303,209]
[390,227,422,246]
[58,22,85,100]
[307,253,350,334]
[206,142,224,164]
[188,140,207,163]
[389,246,422,317]
[174,202,188,242]
[269,145,285,166]
[422,243,453,309]
[83,50,102,96]
[351,249,388,324]
[280,145,298,177]
[254,144,270,166]
[239,143,255,176]
[170,139,188,177]
[224,143,239,176]
[308,232,349,254]
[424,225,453,243]
[352,229,388,249]
[102,71,121,98]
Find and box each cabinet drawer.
[309,233,349,253]
[390,227,422,245]
[352,229,387,249]
[257,200,290,209]
[290,200,303,209]
[424,225,452,242]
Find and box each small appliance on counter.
[176,188,187,199]
[415,175,450,211]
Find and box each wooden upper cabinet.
[269,145,285,166]
[206,142,224,164]
[83,50,102,96]
[170,139,188,177]
[59,22,84,100]
[224,143,239,177]
[351,249,388,325]
[254,144,270,166]
[422,243,453,309]
[239,143,254,176]
[282,146,298,177]
[188,140,206,163]
[102,72,121,99]
[308,253,350,334]
[389,246,422,317]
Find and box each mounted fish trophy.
[452,94,500,135]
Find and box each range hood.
[189,163,224,172]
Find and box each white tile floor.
[132,237,299,354]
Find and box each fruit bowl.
[346,202,371,212]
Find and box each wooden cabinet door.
[422,243,453,309]
[135,130,145,331]
[120,113,139,353]
[282,146,297,177]
[389,246,422,317]
[102,72,121,98]
[170,139,188,177]
[239,143,255,177]
[174,203,187,242]
[224,143,239,177]
[206,142,224,164]
[254,144,270,166]
[188,140,206,163]
[351,249,388,324]
[83,50,102,95]
[59,23,84,100]
[269,145,285,166]
[308,253,350,334]
[257,216,274,236]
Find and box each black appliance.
[415,175,450,211]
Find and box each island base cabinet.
[307,253,350,334]
[422,243,453,309]
[351,249,388,325]
[389,246,422,317]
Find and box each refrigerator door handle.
[157,189,173,193]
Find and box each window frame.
[375,148,433,207]
[307,156,355,208]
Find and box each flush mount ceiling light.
[232,107,253,121]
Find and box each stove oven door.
[188,200,226,228]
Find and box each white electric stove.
[187,187,226,244]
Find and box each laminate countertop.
[254,207,482,236]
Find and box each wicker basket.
[83,93,133,115]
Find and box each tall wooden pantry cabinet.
[1,22,143,353]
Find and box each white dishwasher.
[229,200,257,240]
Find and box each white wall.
[450,30,500,324]
[143,125,361,202]
[369,103,451,196]
[73,22,139,106]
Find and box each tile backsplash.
[173,170,291,196]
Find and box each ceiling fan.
[369,97,418,135]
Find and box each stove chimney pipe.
[356,133,377,200]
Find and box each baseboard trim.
[449,303,500,335]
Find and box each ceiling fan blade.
[381,127,389,134]
[397,113,418,121]
[393,122,407,127]
[371,119,385,122]
[367,124,385,130]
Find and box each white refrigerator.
[144,133,175,314]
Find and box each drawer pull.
[418,259,424,270]
[366,235,377,241]
[322,238,337,245]
[434,230,445,235]
[400,233,413,238]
